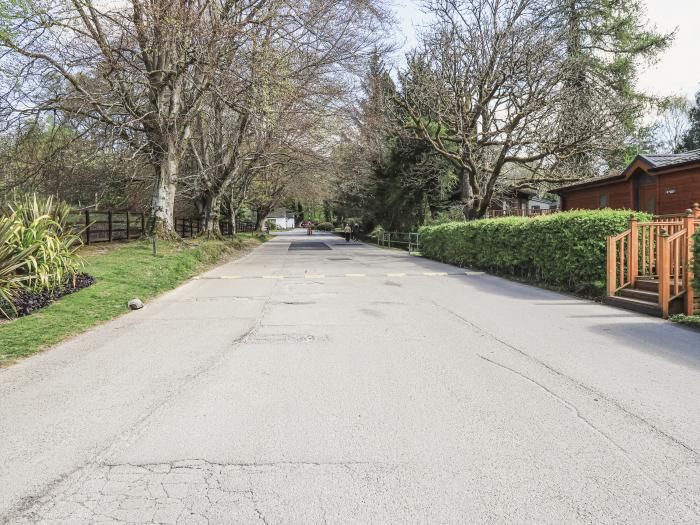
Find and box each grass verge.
[669,314,700,330]
[0,234,266,366]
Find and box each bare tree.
[654,96,691,154]
[0,0,269,236]
[395,0,626,219]
[181,0,391,236]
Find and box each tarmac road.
[1,230,699,524]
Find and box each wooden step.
[605,295,663,317]
[618,288,659,302]
[635,278,659,292]
[634,277,681,293]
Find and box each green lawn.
[0,235,265,366]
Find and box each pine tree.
[558,0,672,178]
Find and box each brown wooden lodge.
[552,150,700,215]
[551,151,700,319]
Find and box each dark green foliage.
[680,90,700,152]
[315,222,334,231]
[693,229,700,304]
[368,137,454,232]
[419,210,652,297]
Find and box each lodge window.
[599,193,609,208]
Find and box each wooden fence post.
[190,219,194,238]
[141,213,145,237]
[108,211,113,242]
[85,209,91,245]
[657,229,670,318]
[628,215,638,287]
[126,212,130,241]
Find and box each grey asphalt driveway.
[1,230,699,524]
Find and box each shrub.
[419,209,651,297]
[5,194,84,291]
[315,222,334,231]
[0,214,40,317]
[693,229,699,313]
[368,225,384,239]
[0,195,84,317]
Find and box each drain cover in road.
[288,241,331,251]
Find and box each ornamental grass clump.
[0,194,84,317]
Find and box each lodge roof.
[551,149,700,194]
[639,149,700,168]
[550,172,624,193]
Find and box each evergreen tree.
[558,0,672,178]
[680,90,700,151]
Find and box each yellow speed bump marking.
[345,273,366,277]
[387,273,406,277]
[423,272,448,276]
[305,274,325,279]
[262,275,284,279]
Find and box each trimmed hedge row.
[693,229,699,312]
[419,209,651,296]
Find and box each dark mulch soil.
[10,273,96,317]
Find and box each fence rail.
[67,210,255,244]
[376,231,421,254]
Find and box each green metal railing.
[377,231,421,254]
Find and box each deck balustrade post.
[628,216,638,287]
[657,229,671,318]
[606,236,617,296]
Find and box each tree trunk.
[459,167,481,220]
[255,207,271,231]
[150,153,179,238]
[201,192,223,239]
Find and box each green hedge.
[693,229,699,310]
[419,209,651,296]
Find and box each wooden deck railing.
[606,203,699,317]
[606,229,632,293]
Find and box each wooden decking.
[606,204,699,317]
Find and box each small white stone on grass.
[128,299,144,310]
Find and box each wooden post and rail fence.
[70,210,255,245]
[606,203,700,317]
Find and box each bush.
[368,225,384,239]
[419,209,651,297]
[315,222,334,231]
[693,229,699,313]
[1,195,84,317]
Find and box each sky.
[393,0,700,100]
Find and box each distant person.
[352,223,360,242]
[344,223,351,242]
[306,221,313,236]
